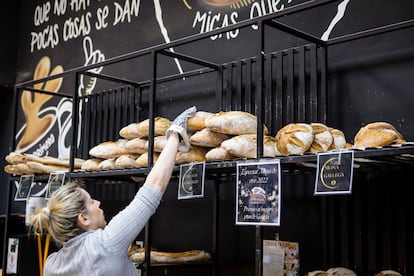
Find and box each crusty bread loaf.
[329,128,347,150]
[119,123,140,139]
[175,146,207,164]
[146,136,191,152]
[129,249,211,264]
[26,161,69,174]
[205,147,236,161]
[89,140,130,159]
[5,152,84,169]
[188,111,214,131]
[190,128,230,148]
[5,152,31,164]
[275,123,314,155]
[221,134,276,158]
[136,152,159,167]
[80,159,102,171]
[326,267,357,275]
[375,270,402,276]
[119,117,172,139]
[136,117,172,138]
[205,111,268,135]
[125,138,148,154]
[4,163,36,175]
[354,122,405,149]
[309,123,333,153]
[306,271,328,276]
[98,159,116,170]
[307,267,356,276]
[115,155,139,169]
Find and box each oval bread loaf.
[188,111,214,131]
[205,147,236,161]
[354,122,405,149]
[89,140,130,159]
[205,111,268,135]
[190,128,230,148]
[221,134,276,158]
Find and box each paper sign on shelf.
[45,172,65,199]
[6,238,19,274]
[236,160,281,226]
[314,150,354,195]
[178,162,205,200]
[14,175,34,201]
[263,239,300,276]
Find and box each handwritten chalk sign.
[236,160,281,226]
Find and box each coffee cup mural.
[16,56,64,155]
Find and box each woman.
[29,106,196,276]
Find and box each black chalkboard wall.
[2,0,414,275]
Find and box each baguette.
[130,249,211,264]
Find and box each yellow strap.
[35,233,43,276]
[35,233,50,276]
[43,234,50,266]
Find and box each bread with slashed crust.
[354,122,405,149]
[275,123,314,155]
[309,123,333,153]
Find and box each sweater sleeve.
[99,183,162,254]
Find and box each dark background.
[2,0,414,275]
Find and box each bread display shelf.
[55,144,414,181]
[8,144,413,183]
[138,261,215,271]
[6,2,414,275]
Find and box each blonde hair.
[29,180,88,245]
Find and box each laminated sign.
[314,150,354,195]
[178,162,205,200]
[236,160,281,226]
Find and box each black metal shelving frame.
[3,0,414,275]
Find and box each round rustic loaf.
[275,123,314,155]
[309,123,333,153]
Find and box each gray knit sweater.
[44,184,162,276]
